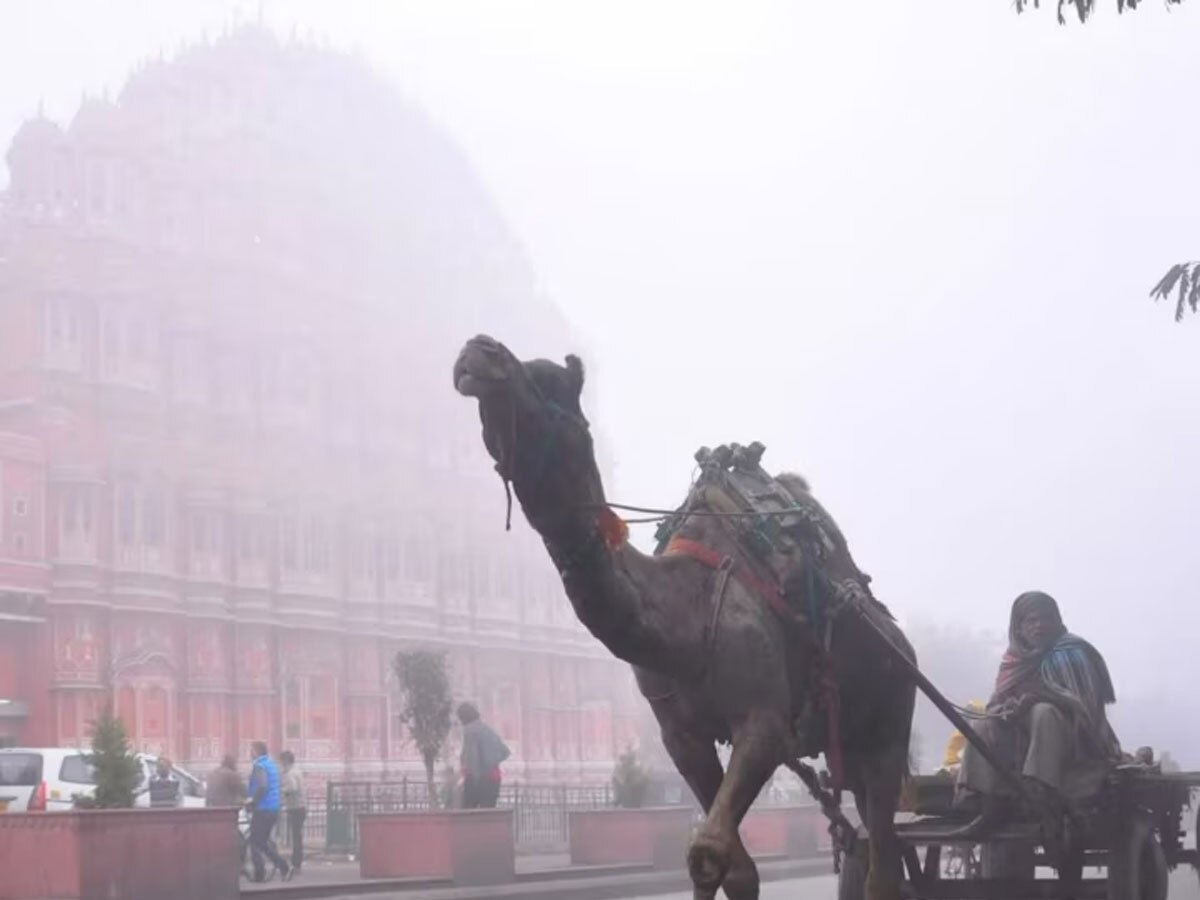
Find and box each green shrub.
[612,745,650,809]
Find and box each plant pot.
[0,808,238,900]
[568,806,695,870]
[358,809,515,886]
[740,805,822,858]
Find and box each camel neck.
[538,511,707,679]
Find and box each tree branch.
[1014,0,1185,24]
[1149,262,1200,321]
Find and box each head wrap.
[994,591,1068,698]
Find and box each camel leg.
[661,726,759,900]
[687,712,784,900]
[861,745,907,900]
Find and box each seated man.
[955,591,1120,836]
[148,757,181,809]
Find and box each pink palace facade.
[0,27,641,786]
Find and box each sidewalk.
[243,856,834,900]
[243,853,608,891]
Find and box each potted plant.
[568,746,694,870]
[738,802,822,859]
[0,709,238,900]
[736,771,824,859]
[80,711,141,808]
[358,650,515,886]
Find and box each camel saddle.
[653,441,875,627]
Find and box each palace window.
[114,479,170,571]
[56,484,96,562]
[351,700,381,742]
[142,685,168,742]
[308,677,335,740]
[43,296,83,372]
[350,529,380,598]
[188,508,224,579]
[440,551,469,612]
[189,696,224,761]
[282,675,337,745]
[101,307,159,390]
[403,531,431,583]
[279,512,332,586]
[284,679,303,741]
[235,515,269,585]
[237,696,273,760]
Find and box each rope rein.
[598,501,827,523]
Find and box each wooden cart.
[837,766,1200,900]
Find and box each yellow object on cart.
[942,700,985,770]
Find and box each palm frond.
[1014,0,1184,22]
[1149,262,1200,322]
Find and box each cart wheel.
[981,841,1035,880]
[1194,805,1200,890]
[1107,815,1168,900]
[838,840,869,900]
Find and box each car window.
[0,753,42,786]
[59,755,96,785]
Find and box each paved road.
[626,873,837,900]
[627,868,1200,900]
[273,860,1200,900]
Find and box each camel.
[453,335,916,900]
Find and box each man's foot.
[947,797,1010,840]
[281,865,294,882]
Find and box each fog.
[2,0,1197,771]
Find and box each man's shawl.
[990,591,1119,758]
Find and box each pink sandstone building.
[0,27,639,786]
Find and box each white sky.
[3,1,1198,745]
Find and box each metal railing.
[322,780,625,854]
[273,801,328,850]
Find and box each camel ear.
[564,354,585,399]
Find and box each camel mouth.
[453,335,519,398]
[455,371,503,397]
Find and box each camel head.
[453,335,606,531]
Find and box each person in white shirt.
[279,751,306,874]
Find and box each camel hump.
[774,471,810,495]
[661,443,876,613]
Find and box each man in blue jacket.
[246,741,292,882]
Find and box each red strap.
[663,536,725,569]
[664,536,791,617]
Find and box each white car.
[0,748,207,812]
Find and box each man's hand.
[998,694,1036,721]
[1004,693,1057,721]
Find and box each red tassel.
[596,507,629,550]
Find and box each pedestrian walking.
[280,750,306,874]
[206,754,245,807]
[246,741,292,882]
[457,702,510,809]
